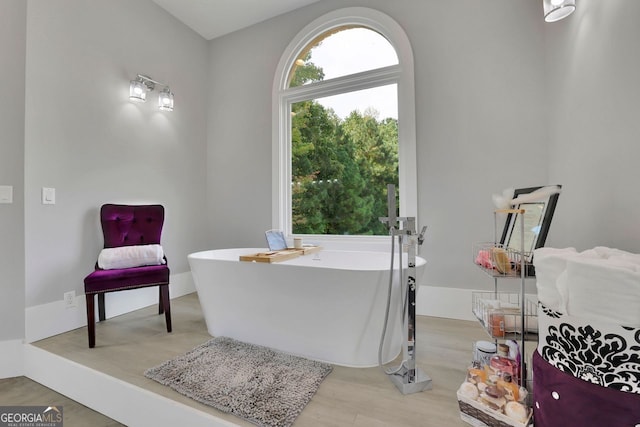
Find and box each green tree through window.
[289,40,398,235]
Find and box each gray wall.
[3,0,640,343]
[24,0,210,307]
[0,0,27,341]
[545,0,640,252]
[206,0,550,289]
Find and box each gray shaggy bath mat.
[144,336,333,427]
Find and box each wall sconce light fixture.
[129,74,174,111]
[543,0,576,22]
[158,87,174,111]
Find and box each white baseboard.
[23,344,238,427]
[416,285,478,321]
[0,339,24,378]
[25,272,195,343]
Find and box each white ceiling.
[151,0,324,40]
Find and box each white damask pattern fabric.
[538,303,640,394]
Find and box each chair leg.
[158,286,164,314]
[86,294,96,348]
[98,293,106,321]
[160,285,172,333]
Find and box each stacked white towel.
[533,247,578,312]
[98,244,166,270]
[533,246,640,327]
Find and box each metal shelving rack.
[473,208,531,387]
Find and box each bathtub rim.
[188,247,426,272]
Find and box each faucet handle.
[418,226,428,245]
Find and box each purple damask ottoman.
[534,304,640,427]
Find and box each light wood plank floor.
[15,293,495,426]
[0,376,123,427]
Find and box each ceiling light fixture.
[543,0,576,23]
[129,74,174,111]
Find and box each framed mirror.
[500,185,561,265]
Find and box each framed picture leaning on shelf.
[500,185,562,265]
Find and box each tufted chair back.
[101,204,164,248]
[84,203,171,348]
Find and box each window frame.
[272,7,417,249]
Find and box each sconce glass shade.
[129,74,174,111]
[158,88,174,111]
[544,0,576,22]
[129,79,147,102]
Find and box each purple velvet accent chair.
[83,204,171,348]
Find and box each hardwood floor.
[0,376,123,427]
[14,293,496,426]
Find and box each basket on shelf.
[472,292,538,339]
[458,355,534,427]
[457,390,533,427]
[473,243,531,278]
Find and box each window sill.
[288,234,394,252]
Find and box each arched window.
[272,8,417,246]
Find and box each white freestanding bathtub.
[187,248,426,367]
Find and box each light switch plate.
[0,185,12,203]
[42,187,56,205]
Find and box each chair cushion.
[84,264,169,294]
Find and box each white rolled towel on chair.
[98,244,166,270]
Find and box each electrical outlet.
[64,291,76,309]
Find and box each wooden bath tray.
[239,246,321,263]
